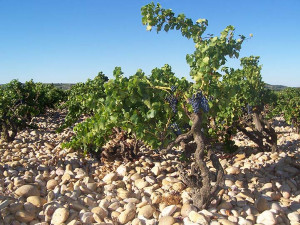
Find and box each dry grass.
[161,191,181,205]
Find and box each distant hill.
[1,82,297,91]
[265,84,288,91]
[49,83,74,90]
[0,83,74,90]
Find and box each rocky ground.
[0,110,299,225]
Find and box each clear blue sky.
[0,0,299,86]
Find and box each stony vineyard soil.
[0,110,299,225]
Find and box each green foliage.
[59,72,108,131]
[209,56,276,143]
[0,79,66,142]
[141,2,245,97]
[62,65,191,153]
[272,88,300,132]
[141,2,247,147]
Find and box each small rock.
[119,209,136,224]
[117,188,132,199]
[238,217,253,225]
[61,173,71,184]
[218,219,235,225]
[80,212,95,223]
[139,205,155,219]
[235,153,246,161]
[27,196,46,207]
[151,166,161,176]
[217,201,233,210]
[161,205,177,217]
[51,207,69,225]
[93,213,103,223]
[135,179,149,189]
[288,212,300,223]
[116,165,127,176]
[159,216,175,225]
[91,206,108,219]
[181,203,196,217]
[254,197,269,213]
[132,218,143,225]
[172,182,185,192]
[256,210,276,225]
[226,166,240,175]
[108,202,120,211]
[188,211,209,225]
[15,185,40,197]
[15,210,36,222]
[103,172,118,184]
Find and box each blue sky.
[0,0,299,86]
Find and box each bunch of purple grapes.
[188,91,209,113]
[165,95,178,113]
[169,122,182,136]
[247,104,253,114]
[242,104,253,114]
[170,85,177,93]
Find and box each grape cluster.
[247,104,253,114]
[165,95,178,113]
[169,122,182,136]
[242,104,253,114]
[188,91,209,113]
[170,85,177,93]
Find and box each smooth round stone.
[134,179,149,189]
[83,196,97,207]
[159,216,175,225]
[55,167,65,176]
[238,217,253,225]
[217,201,233,210]
[254,197,269,213]
[108,202,120,211]
[161,205,177,217]
[132,218,143,225]
[51,207,69,225]
[235,180,244,188]
[181,203,196,217]
[9,203,23,213]
[288,212,300,223]
[80,212,95,223]
[103,172,118,184]
[118,209,136,224]
[131,173,142,181]
[117,188,132,199]
[15,185,40,197]
[125,202,136,211]
[86,182,97,191]
[93,213,103,223]
[256,210,276,225]
[188,211,209,224]
[172,182,185,192]
[151,166,161,176]
[138,205,155,219]
[228,216,238,223]
[218,219,235,225]
[225,180,234,187]
[91,206,108,219]
[116,165,127,176]
[226,166,240,175]
[27,196,46,207]
[15,210,36,222]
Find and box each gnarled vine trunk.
[0,118,18,142]
[238,110,277,152]
[178,112,224,209]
